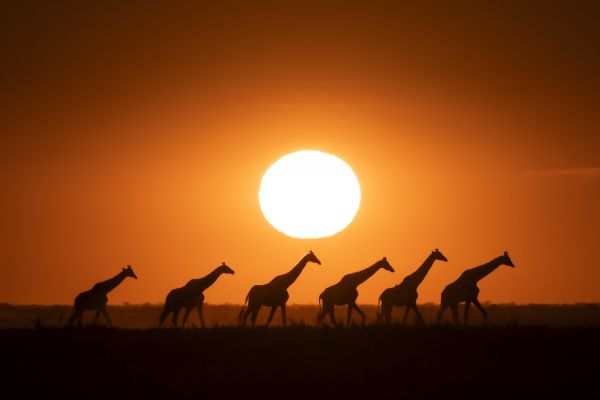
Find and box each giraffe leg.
[376,306,383,324]
[265,306,277,327]
[450,304,459,325]
[464,301,471,325]
[101,307,112,327]
[316,306,326,325]
[402,306,411,324]
[159,309,170,328]
[472,298,487,324]
[381,304,392,325]
[317,300,331,325]
[93,308,102,325]
[250,306,260,327]
[197,305,205,328]
[68,309,84,327]
[67,310,79,326]
[172,308,181,327]
[352,303,366,326]
[182,308,192,327]
[346,304,353,326]
[280,303,287,326]
[242,306,252,326]
[435,304,448,325]
[412,305,424,326]
[327,305,336,326]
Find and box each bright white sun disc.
[259,150,361,238]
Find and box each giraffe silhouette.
[67,265,138,327]
[317,257,394,326]
[435,251,515,325]
[158,262,234,328]
[240,251,321,326]
[377,249,448,325]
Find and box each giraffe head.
[219,262,235,275]
[380,257,395,272]
[123,265,138,279]
[432,248,448,262]
[306,250,322,265]
[502,251,515,268]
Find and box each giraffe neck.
[94,271,128,294]
[345,261,383,287]
[189,268,225,292]
[278,255,312,288]
[403,254,437,288]
[467,257,504,282]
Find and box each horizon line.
[1,302,599,307]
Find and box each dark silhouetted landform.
[318,257,394,326]
[378,248,448,325]
[240,251,321,326]
[1,324,599,397]
[5,303,599,329]
[159,262,234,328]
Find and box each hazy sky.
[1,1,599,305]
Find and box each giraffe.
[240,251,321,326]
[67,265,138,327]
[435,251,515,325]
[158,262,234,328]
[377,249,448,325]
[317,257,395,326]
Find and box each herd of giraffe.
[67,250,515,327]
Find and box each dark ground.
[3,303,600,328]
[2,325,599,398]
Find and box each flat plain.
[2,304,599,397]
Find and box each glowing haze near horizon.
[0,1,599,305]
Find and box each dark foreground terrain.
[2,325,599,398]
[3,303,600,328]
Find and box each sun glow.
[259,150,361,239]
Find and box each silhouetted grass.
[1,324,598,397]
[2,303,599,328]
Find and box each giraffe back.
[320,283,358,305]
[247,284,289,307]
[441,279,480,305]
[165,286,205,309]
[74,289,108,310]
[381,282,418,306]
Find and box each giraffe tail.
[376,297,383,324]
[237,292,250,325]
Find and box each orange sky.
[1,1,599,305]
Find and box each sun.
[259,150,361,239]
